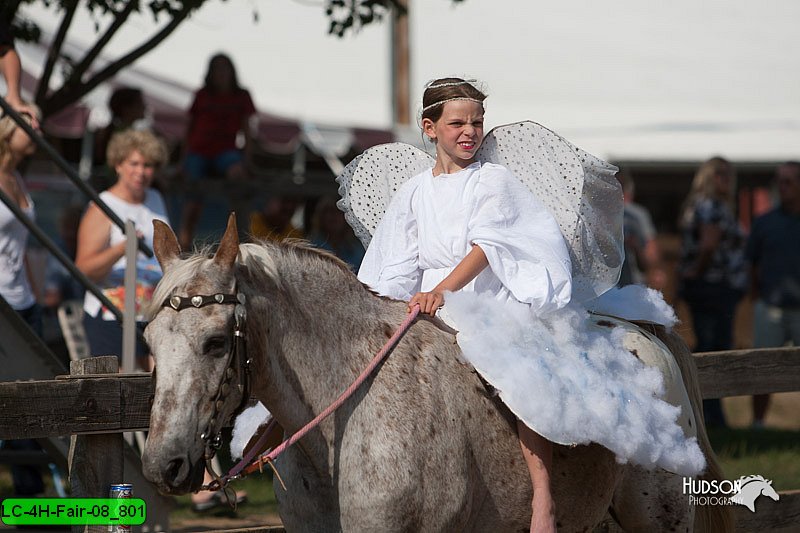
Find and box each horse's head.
[760,479,780,502]
[732,475,781,512]
[142,214,249,494]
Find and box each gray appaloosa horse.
[142,215,733,532]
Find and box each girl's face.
[116,149,155,198]
[423,100,484,171]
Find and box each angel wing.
[335,121,623,301]
[336,143,434,249]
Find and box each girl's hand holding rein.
[409,290,444,315]
[408,244,489,316]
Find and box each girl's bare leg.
[518,419,556,533]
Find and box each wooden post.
[122,220,137,374]
[391,0,410,126]
[68,356,123,533]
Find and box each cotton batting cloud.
[585,284,679,328]
[442,289,705,476]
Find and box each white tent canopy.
[16,0,800,162]
[12,28,393,167]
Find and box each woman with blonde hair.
[0,104,41,333]
[77,129,248,509]
[678,156,746,427]
[0,103,48,497]
[76,129,170,368]
[680,157,737,222]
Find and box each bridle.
[157,283,422,500]
[160,288,252,463]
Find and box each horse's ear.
[213,213,239,270]
[153,219,181,272]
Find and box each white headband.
[424,78,479,90]
[421,97,485,114]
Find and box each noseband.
[161,289,251,460]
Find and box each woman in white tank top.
[75,129,169,369]
[0,104,41,334]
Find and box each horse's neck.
[248,274,402,434]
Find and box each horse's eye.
[203,336,228,357]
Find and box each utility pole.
[391,0,410,125]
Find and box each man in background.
[617,167,665,289]
[746,161,800,427]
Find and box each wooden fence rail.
[0,357,169,533]
[4,348,799,440]
[0,373,151,439]
[694,346,800,399]
[1,348,798,531]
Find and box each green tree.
[4,1,210,117]
[325,0,463,37]
[4,0,463,118]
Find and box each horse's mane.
[147,239,361,319]
[246,238,355,277]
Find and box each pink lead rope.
[207,304,421,491]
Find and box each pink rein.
[210,304,421,488]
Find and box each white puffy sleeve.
[468,164,572,314]
[357,175,423,300]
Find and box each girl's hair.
[0,102,41,161]
[106,129,168,168]
[203,53,242,93]
[679,156,736,227]
[420,77,487,123]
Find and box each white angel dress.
[346,122,706,476]
[359,162,572,312]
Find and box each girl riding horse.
[356,77,705,532]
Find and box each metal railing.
[0,96,147,346]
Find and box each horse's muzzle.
[143,454,206,495]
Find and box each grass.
[709,427,800,491]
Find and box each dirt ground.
[171,513,283,532]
